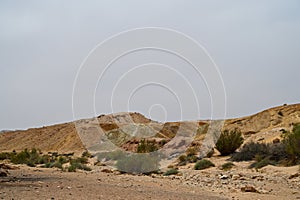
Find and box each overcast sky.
[1,0,300,130]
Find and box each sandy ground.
[1,160,299,200]
[0,166,225,200]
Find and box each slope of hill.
[224,103,300,143]
[0,104,299,154]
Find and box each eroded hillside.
[0,104,299,154]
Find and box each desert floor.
[1,158,299,200]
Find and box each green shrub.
[0,152,14,160]
[10,148,41,167]
[221,162,235,171]
[231,141,288,167]
[68,164,77,172]
[50,161,63,169]
[178,155,187,163]
[267,142,287,162]
[194,159,215,170]
[68,160,91,172]
[177,153,198,166]
[82,151,92,158]
[163,168,179,176]
[186,155,198,163]
[282,124,300,164]
[137,139,158,153]
[249,156,275,169]
[186,147,197,156]
[58,156,68,164]
[216,129,244,156]
[116,154,159,174]
[231,142,268,161]
[70,157,88,164]
[38,155,50,164]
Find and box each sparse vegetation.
[68,158,91,172]
[9,148,49,167]
[137,139,158,153]
[194,159,215,170]
[221,162,235,171]
[282,124,300,164]
[0,149,92,172]
[163,168,179,176]
[177,148,198,166]
[82,151,93,158]
[231,142,269,161]
[231,124,300,168]
[215,129,244,156]
[249,155,275,169]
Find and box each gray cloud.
[0,0,299,129]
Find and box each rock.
[257,137,264,141]
[0,163,17,170]
[272,138,280,144]
[101,169,113,173]
[0,171,7,177]
[289,173,299,179]
[220,175,229,180]
[259,189,269,194]
[232,175,240,180]
[241,186,258,193]
[251,175,264,181]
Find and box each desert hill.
[0,103,299,155]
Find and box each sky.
[0,0,300,130]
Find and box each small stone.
[257,137,264,141]
[0,171,7,177]
[260,189,269,194]
[289,173,299,179]
[101,169,113,173]
[220,175,229,180]
[241,186,258,193]
[273,138,280,144]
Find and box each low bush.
[10,148,42,167]
[221,162,235,171]
[137,139,158,153]
[0,152,15,160]
[231,142,269,161]
[68,164,77,172]
[82,151,93,158]
[0,148,93,172]
[249,155,276,169]
[194,159,215,170]
[231,141,291,168]
[177,154,198,166]
[283,124,300,164]
[68,161,91,172]
[215,129,244,156]
[163,168,179,176]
